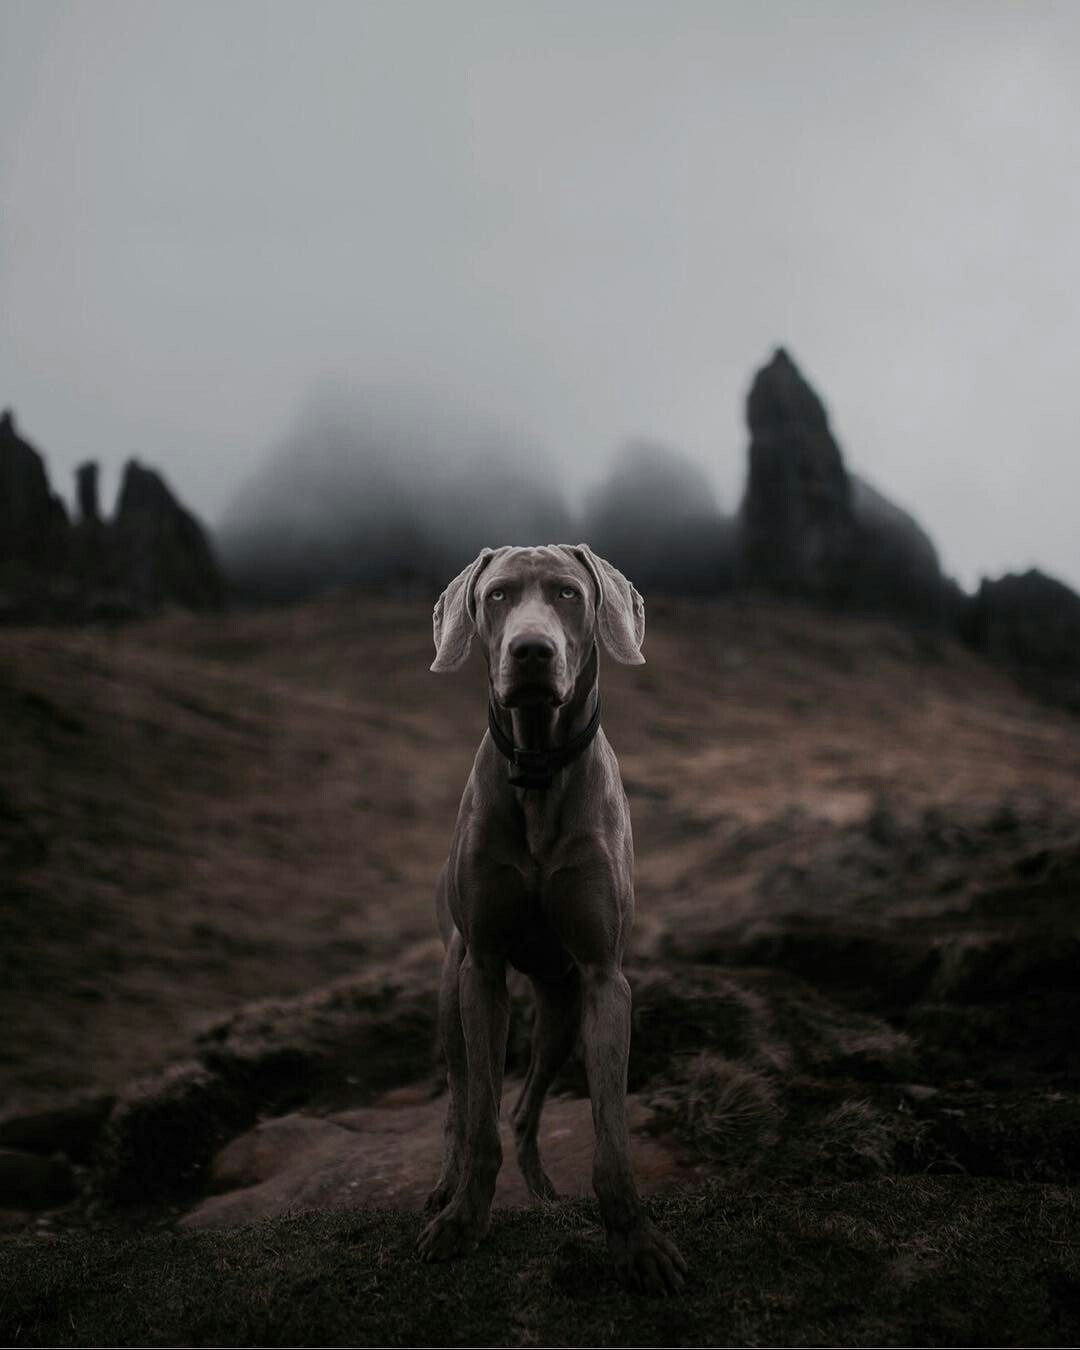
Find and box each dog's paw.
[609,1220,687,1296]
[517,1151,558,1205]
[527,1169,558,1205]
[423,1177,458,1215]
[416,1203,483,1263]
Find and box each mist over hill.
[580,440,738,596]
[216,384,572,599]
[209,346,1080,708]
[215,348,959,623]
[5,346,1080,709]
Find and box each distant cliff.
[0,409,224,622]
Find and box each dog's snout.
[510,634,555,665]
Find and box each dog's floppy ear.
[431,548,498,672]
[564,544,645,665]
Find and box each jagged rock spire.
[0,412,223,620]
[739,348,857,600]
[0,406,70,570]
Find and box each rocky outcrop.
[960,569,1080,712]
[739,349,858,602]
[0,410,224,623]
[112,461,225,611]
[75,461,101,523]
[0,410,70,593]
[850,476,963,626]
[737,350,955,622]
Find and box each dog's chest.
[522,808,555,864]
[516,791,573,865]
[506,903,573,981]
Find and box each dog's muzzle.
[496,631,569,707]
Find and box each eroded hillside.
[3,593,1078,1105]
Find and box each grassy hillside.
[3,593,1080,1345]
[3,1181,1078,1346]
[4,593,1078,1104]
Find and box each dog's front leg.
[581,963,687,1294]
[417,947,509,1262]
[424,930,468,1215]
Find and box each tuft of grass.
[648,1045,939,1187]
[649,1052,780,1162]
[813,1097,910,1177]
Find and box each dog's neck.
[488,646,600,792]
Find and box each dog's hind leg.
[424,929,468,1215]
[511,967,582,1203]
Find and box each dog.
[416,543,686,1295]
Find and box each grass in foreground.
[2,1178,1078,1347]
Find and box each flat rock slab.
[182,1082,699,1229]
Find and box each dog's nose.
[510,634,555,664]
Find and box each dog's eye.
[559,587,579,600]
[488,589,505,602]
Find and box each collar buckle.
[487,698,602,792]
[512,748,550,770]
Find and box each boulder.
[180,1091,688,1229]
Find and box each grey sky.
[2,0,1078,591]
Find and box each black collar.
[487,698,602,790]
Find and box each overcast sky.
[2,0,1078,591]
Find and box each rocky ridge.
[0,409,223,622]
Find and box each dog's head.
[430,544,645,707]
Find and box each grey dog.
[417,543,687,1295]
